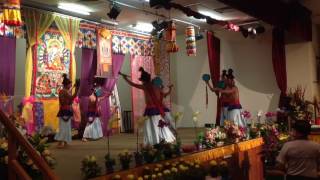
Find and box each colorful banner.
[0,23,24,38]
[112,30,153,56]
[97,28,112,77]
[76,24,97,49]
[33,28,71,99]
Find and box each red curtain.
[272,28,287,107]
[207,31,221,125]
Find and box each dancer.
[206,69,246,127]
[82,78,110,141]
[55,74,79,148]
[152,77,176,135]
[120,68,175,145]
[206,70,230,126]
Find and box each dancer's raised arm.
[119,72,144,89]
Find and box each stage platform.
[50,128,200,180]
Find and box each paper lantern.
[165,21,179,53]
[3,0,22,26]
[185,26,196,56]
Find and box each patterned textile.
[112,30,153,56]
[33,101,44,132]
[130,55,154,129]
[158,40,171,108]
[76,25,97,49]
[33,28,71,99]
[0,23,24,38]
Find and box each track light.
[149,0,172,9]
[107,3,121,20]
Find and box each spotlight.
[107,4,121,20]
[149,0,172,9]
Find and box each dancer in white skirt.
[120,68,175,145]
[82,80,110,141]
[209,69,246,127]
[55,74,79,148]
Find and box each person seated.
[275,120,320,180]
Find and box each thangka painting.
[96,28,112,77]
[76,26,97,49]
[112,31,153,56]
[33,29,71,99]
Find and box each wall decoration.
[185,26,196,56]
[97,28,112,77]
[165,21,179,53]
[76,25,97,49]
[3,0,22,26]
[33,29,71,99]
[111,30,153,56]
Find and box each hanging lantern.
[165,21,179,53]
[3,0,22,26]
[185,26,196,56]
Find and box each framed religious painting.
[32,28,71,99]
[96,28,112,78]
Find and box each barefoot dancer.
[120,68,175,145]
[55,74,79,148]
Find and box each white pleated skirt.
[83,117,103,140]
[228,109,246,127]
[54,117,72,143]
[144,115,176,145]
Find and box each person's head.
[62,74,72,89]
[221,69,227,81]
[291,120,311,139]
[226,69,235,87]
[139,67,151,84]
[93,77,106,88]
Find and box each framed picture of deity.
[32,28,71,99]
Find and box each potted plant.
[118,150,132,170]
[81,155,102,179]
[104,153,115,174]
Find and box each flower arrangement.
[173,112,183,129]
[0,133,57,179]
[224,120,246,142]
[265,112,277,123]
[81,155,101,179]
[118,150,132,170]
[201,127,227,149]
[192,111,201,145]
[140,145,157,163]
[241,110,252,124]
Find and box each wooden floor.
[50,128,199,180]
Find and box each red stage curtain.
[207,31,221,125]
[272,28,287,107]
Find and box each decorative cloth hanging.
[97,28,112,77]
[165,21,179,53]
[3,0,22,26]
[185,26,196,56]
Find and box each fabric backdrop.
[0,37,16,95]
[207,31,221,125]
[272,28,287,107]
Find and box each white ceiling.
[21,0,255,33]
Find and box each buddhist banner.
[96,28,112,78]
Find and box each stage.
[50,128,198,180]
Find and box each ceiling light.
[58,3,92,15]
[198,10,226,21]
[129,22,154,33]
[108,4,121,20]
